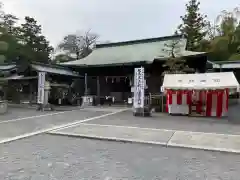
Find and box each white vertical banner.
[133,67,145,108]
[37,72,46,104]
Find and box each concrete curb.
[8,104,128,112]
[166,142,240,154]
[8,104,37,109]
[47,131,240,154]
[8,103,83,111]
[47,131,168,146]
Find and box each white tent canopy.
[162,72,239,90]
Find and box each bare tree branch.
[58,29,99,59]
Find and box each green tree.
[58,30,98,59]
[1,14,18,34]
[178,0,208,51]
[207,8,240,61]
[18,16,53,63]
[0,3,20,63]
[162,38,193,75]
[0,31,21,62]
[0,26,8,64]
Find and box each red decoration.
[177,90,182,105]
[225,89,229,111]
[166,89,172,112]
[168,90,173,105]
[187,90,192,105]
[216,90,224,117]
[165,88,229,117]
[196,91,203,114]
[206,90,212,117]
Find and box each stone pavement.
[0,107,50,121]
[85,110,240,135]
[168,131,240,153]
[49,123,240,153]
[0,109,109,143]
[50,123,174,145]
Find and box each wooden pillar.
[84,73,88,96]
[97,76,100,105]
[29,82,33,105]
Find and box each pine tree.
[0,26,8,64]
[178,0,208,51]
[162,38,194,75]
[18,16,53,63]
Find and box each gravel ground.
[0,134,240,180]
[86,110,240,135]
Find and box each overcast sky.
[1,0,239,47]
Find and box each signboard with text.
[37,72,45,104]
[133,67,144,108]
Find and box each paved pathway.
[0,107,128,144]
[0,110,107,143]
[49,123,240,153]
[168,131,240,153]
[85,110,240,135]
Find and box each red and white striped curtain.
[206,89,228,117]
[166,90,192,112]
[166,89,229,117]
